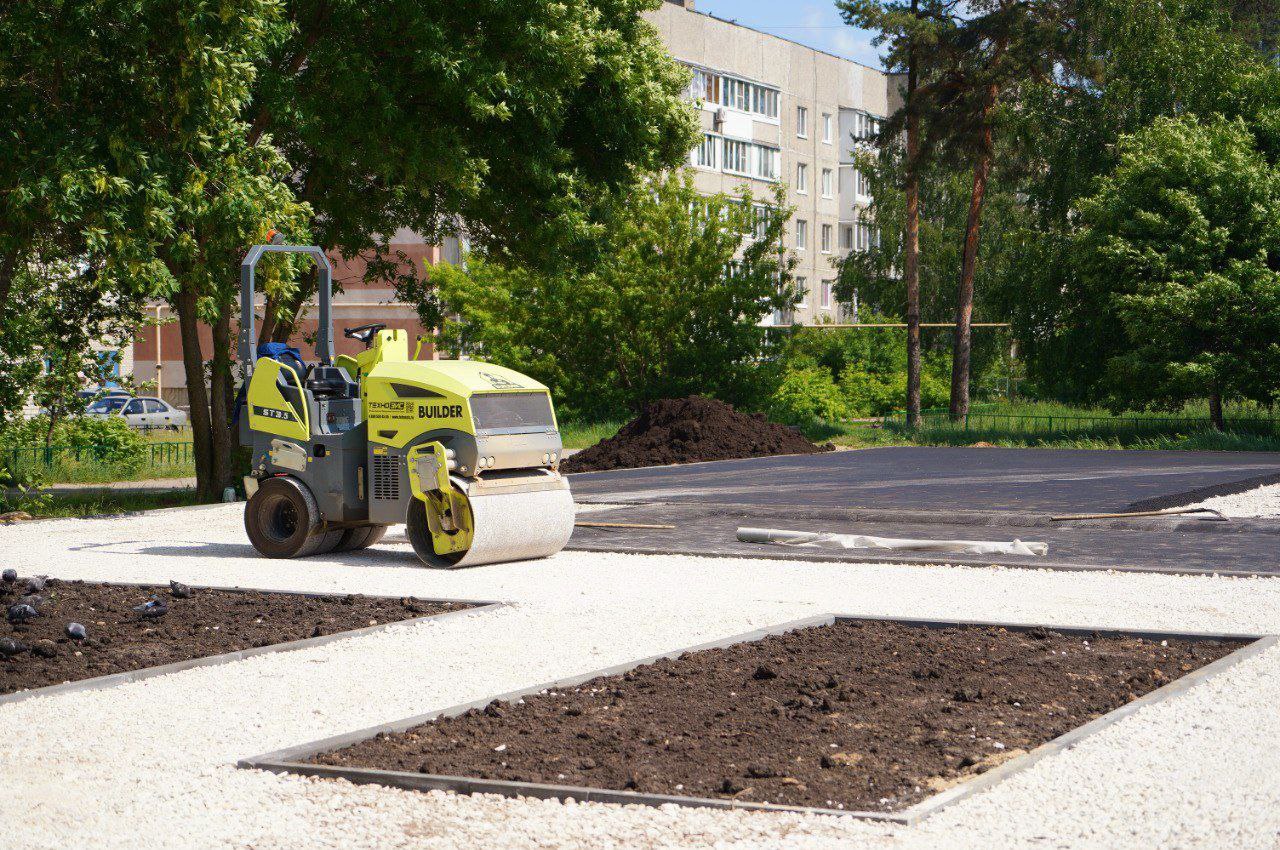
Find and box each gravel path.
[1192,483,1280,518]
[1,505,1279,849]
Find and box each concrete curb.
[237,614,1271,823]
[0,588,501,707]
[573,500,1280,535]
[562,539,1275,579]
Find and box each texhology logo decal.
[369,400,415,421]
[479,371,521,389]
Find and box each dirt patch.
[311,619,1241,812]
[562,397,832,473]
[1,578,470,696]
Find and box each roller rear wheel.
[334,524,389,552]
[244,477,334,558]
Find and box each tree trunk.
[949,88,997,422]
[272,266,317,344]
[904,0,923,429]
[0,253,17,311]
[1209,391,1224,431]
[174,281,219,502]
[209,303,236,497]
[257,293,278,348]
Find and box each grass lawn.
[6,489,205,520]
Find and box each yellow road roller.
[235,240,573,567]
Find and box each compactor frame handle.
[239,243,334,377]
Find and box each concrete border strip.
[237,614,1271,824]
[563,539,1272,579]
[0,589,502,707]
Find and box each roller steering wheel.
[343,323,387,349]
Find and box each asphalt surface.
[567,447,1280,576]
[568,446,1280,513]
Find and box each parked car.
[85,395,189,431]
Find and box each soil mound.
[561,396,832,473]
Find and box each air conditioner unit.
[714,107,727,128]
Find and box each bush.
[841,368,950,417]
[769,365,848,426]
[0,415,146,474]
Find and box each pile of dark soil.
[312,619,1241,812]
[562,396,832,473]
[0,578,469,696]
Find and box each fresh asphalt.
[567,447,1280,576]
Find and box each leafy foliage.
[1068,115,1280,415]
[430,173,797,419]
[769,366,848,426]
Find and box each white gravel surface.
[1191,482,1280,518]
[2,504,1279,849]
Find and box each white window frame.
[822,113,833,144]
[795,162,808,195]
[821,168,833,199]
[820,280,832,309]
[693,133,718,170]
[722,138,751,176]
[840,224,854,251]
[795,219,808,250]
[755,144,780,181]
[796,105,808,138]
[820,224,832,254]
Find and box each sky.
[692,0,885,69]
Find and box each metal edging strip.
[0,589,503,707]
[236,614,1274,824]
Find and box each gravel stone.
[0,503,1278,849]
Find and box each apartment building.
[647,0,894,325]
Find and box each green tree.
[3,0,698,501]
[993,0,1280,403]
[838,0,955,427]
[1071,115,1280,427]
[427,173,797,419]
[916,0,1074,420]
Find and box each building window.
[853,220,881,251]
[752,86,779,119]
[796,106,808,138]
[681,63,779,121]
[795,219,808,250]
[820,280,833,309]
[795,276,808,299]
[752,204,770,240]
[821,168,833,198]
[755,145,780,180]
[795,162,808,194]
[694,134,717,169]
[689,68,720,104]
[822,113,833,143]
[722,138,751,175]
[821,224,832,253]
[840,224,854,250]
[851,110,882,141]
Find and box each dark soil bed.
[1,578,470,696]
[561,396,832,473]
[311,619,1241,812]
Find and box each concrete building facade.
[648,0,892,325]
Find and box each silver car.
[86,395,189,431]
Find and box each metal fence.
[882,410,1280,437]
[6,441,194,471]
